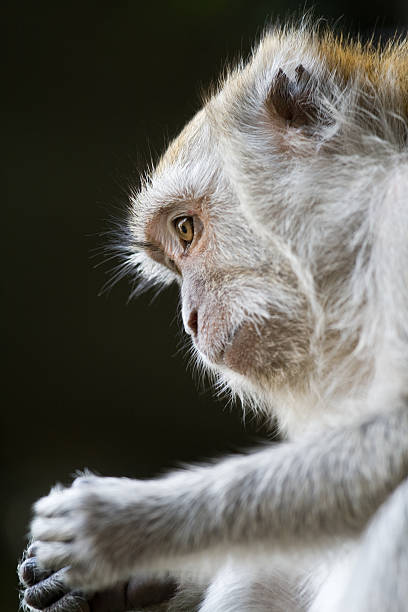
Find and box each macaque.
[20,21,408,612]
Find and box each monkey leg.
[197,561,307,612]
[335,477,408,612]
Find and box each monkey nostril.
[187,309,198,337]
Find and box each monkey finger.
[32,517,76,542]
[31,592,90,612]
[35,542,73,572]
[27,542,39,558]
[34,488,76,518]
[46,592,90,612]
[23,571,69,608]
[18,556,53,586]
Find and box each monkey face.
[126,107,313,397]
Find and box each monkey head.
[125,27,405,420]
[127,104,315,406]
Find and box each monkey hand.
[19,540,178,611]
[30,474,187,591]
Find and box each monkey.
[19,20,408,612]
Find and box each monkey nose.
[186,309,198,337]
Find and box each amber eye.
[174,216,194,244]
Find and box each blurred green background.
[4,1,407,609]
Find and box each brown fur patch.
[317,32,408,117]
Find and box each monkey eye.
[174,216,194,246]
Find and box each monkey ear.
[267,64,326,128]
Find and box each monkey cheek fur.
[222,322,265,375]
[210,319,306,385]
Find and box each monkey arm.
[31,403,408,591]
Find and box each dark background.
[4,1,407,609]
